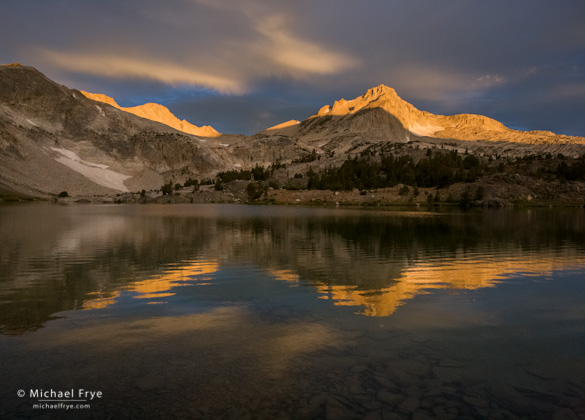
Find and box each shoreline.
[4,180,584,209]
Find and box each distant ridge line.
[81,91,220,138]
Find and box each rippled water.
[1,203,585,419]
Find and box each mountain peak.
[313,84,414,119]
[364,84,397,98]
[362,84,419,111]
[305,84,585,144]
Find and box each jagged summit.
[81,91,220,138]
[315,84,415,117]
[361,84,401,102]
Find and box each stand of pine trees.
[306,150,488,191]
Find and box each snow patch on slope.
[51,147,131,192]
[409,122,443,137]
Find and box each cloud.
[41,50,247,95]
[474,74,505,89]
[33,1,358,96]
[253,14,359,76]
[184,0,360,79]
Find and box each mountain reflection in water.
[1,204,584,332]
[83,260,219,309]
[1,204,585,420]
[83,251,585,317]
[315,252,585,316]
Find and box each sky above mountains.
[1,0,584,136]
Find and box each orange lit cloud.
[253,14,359,76]
[39,4,358,94]
[42,50,247,94]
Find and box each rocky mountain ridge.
[81,91,220,138]
[270,84,584,146]
[1,63,584,202]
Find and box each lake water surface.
[1,203,585,419]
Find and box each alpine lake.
[1,203,585,420]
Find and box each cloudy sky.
[1,0,584,135]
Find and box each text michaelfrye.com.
[17,388,102,412]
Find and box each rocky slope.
[81,91,220,138]
[0,64,238,197]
